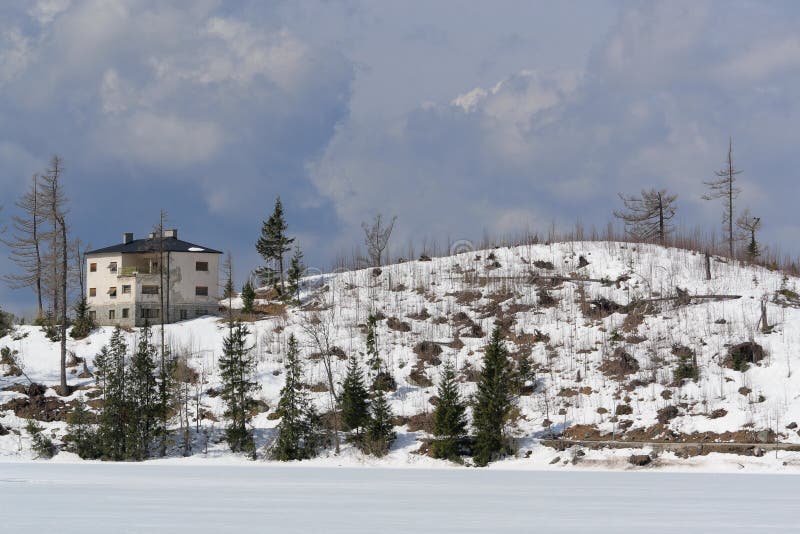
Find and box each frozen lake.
[0,463,797,533]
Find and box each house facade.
[85,229,222,327]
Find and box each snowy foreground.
[1,463,798,533]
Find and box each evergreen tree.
[286,246,304,304]
[272,334,321,461]
[26,420,55,459]
[255,197,294,295]
[339,353,370,435]
[472,327,514,466]
[432,361,468,461]
[218,322,260,456]
[364,391,395,457]
[97,327,129,460]
[241,280,255,315]
[365,313,380,371]
[65,399,99,459]
[126,325,159,460]
[69,296,94,339]
[0,306,13,338]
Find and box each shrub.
[26,420,55,459]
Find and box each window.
[179,309,188,320]
[90,263,97,272]
[89,311,96,320]
[108,310,115,320]
[195,261,208,271]
[195,309,205,317]
[122,285,131,294]
[195,286,208,296]
[142,285,159,295]
[141,308,160,319]
[122,308,129,319]
[89,288,96,297]
[108,287,117,298]
[109,262,118,273]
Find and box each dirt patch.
[2,393,71,422]
[558,388,578,398]
[657,405,679,424]
[537,289,559,308]
[407,363,433,388]
[372,371,397,392]
[599,348,640,380]
[616,404,633,415]
[586,297,623,319]
[309,382,329,393]
[413,341,443,366]
[533,260,555,270]
[447,290,482,305]
[405,412,435,433]
[724,342,765,371]
[387,317,412,332]
[628,454,652,466]
[407,308,431,321]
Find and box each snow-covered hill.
[3,241,800,471]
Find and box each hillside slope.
[3,241,800,470]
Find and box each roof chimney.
[123,232,134,244]
[164,228,178,239]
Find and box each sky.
[2,0,800,315]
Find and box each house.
[85,229,222,327]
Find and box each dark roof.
[87,237,222,256]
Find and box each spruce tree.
[127,325,159,460]
[364,391,395,456]
[65,399,99,459]
[339,353,370,436]
[69,296,94,339]
[472,327,514,466]
[272,334,321,460]
[218,322,260,456]
[241,280,255,315]
[0,306,12,338]
[256,197,294,296]
[365,313,380,371]
[97,327,129,460]
[432,361,468,461]
[286,246,304,305]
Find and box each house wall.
[86,251,220,327]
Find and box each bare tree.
[39,156,69,394]
[613,188,677,244]
[736,209,762,261]
[362,214,397,267]
[704,138,742,259]
[2,175,45,320]
[300,310,340,453]
[40,157,67,319]
[151,209,170,457]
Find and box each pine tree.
[69,295,94,339]
[365,313,380,371]
[65,399,99,459]
[255,197,294,296]
[286,246,304,305]
[339,353,370,435]
[272,334,321,460]
[364,390,395,457]
[26,420,55,459]
[472,327,514,466]
[218,322,260,456]
[126,325,159,460]
[432,361,468,461]
[97,327,129,460]
[0,306,12,339]
[241,280,255,315]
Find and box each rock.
[786,422,797,430]
[549,456,561,465]
[371,267,382,277]
[628,454,652,466]
[578,255,589,268]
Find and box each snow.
[3,240,800,470]
[188,247,205,252]
[0,463,798,533]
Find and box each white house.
[85,229,222,327]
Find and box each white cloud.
[717,38,800,81]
